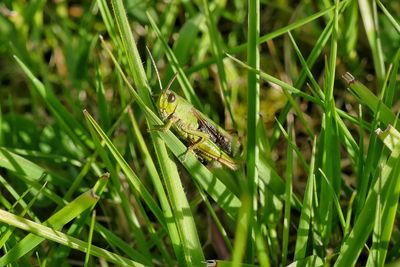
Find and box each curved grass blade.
[0,175,108,265]
[0,209,145,267]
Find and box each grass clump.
[0,0,399,266]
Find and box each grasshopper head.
[157,89,178,121]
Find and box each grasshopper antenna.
[146,46,163,91]
[145,46,178,93]
[165,72,178,92]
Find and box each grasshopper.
[147,48,241,170]
[156,84,241,170]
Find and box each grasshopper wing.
[192,108,235,156]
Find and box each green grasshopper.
[156,84,241,170]
[147,48,241,170]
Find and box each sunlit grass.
[0,0,399,266]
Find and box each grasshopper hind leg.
[179,135,207,162]
[178,127,210,162]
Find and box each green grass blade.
[384,49,400,107]
[163,14,204,84]
[343,73,396,126]
[0,176,107,265]
[334,127,400,266]
[0,209,145,267]
[376,0,400,34]
[342,0,359,58]
[84,210,96,267]
[151,1,179,60]
[200,0,236,126]
[127,108,182,262]
[0,179,46,248]
[84,110,166,228]
[282,125,293,267]
[110,0,151,104]
[95,66,111,131]
[246,0,260,261]
[318,0,341,243]
[294,137,316,260]
[230,0,349,55]
[13,56,93,154]
[359,0,386,85]
[147,12,203,110]
[0,147,67,205]
[366,126,400,266]
[227,54,320,104]
[109,2,205,263]
[232,194,251,267]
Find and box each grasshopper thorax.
[157,89,178,121]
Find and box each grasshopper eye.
[167,93,176,103]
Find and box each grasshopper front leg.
[151,113,210,162]
[150,112,178,133]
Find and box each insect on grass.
[147,48,241,170]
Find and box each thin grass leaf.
[97,0,122,49]
[275,120,310,174]
[342,0,358,58]
[318,169,346,231]
[127,107,182,263]
[227,54,320,104]
[334,127,400,266]
[200,0,236,127]
[343,73,396,126]
[344,192,357,237]
[13,56,93,154]
[110,0,151,104]
[163,14,204,84]
[84,210,96,267]
[230,0,349,55]
[147,12,203,110]
[0,179,46,248]
[231,194,251,267]
[294,137,316,260]
[0,209,145,267]
[376,0,400,34]
[0,148,67,205]
[84,110,166,228]
[95,66,111,131]
[245,0,260,261]
[366,126,400,266]
[254,222,270,267]
[282,125,293,267]
[110,2,205,263]
[0,175,107,265]
[384,49,400,107]
[198,187,233,252]
[151,1,179,60]
[318,0,341,242]
[359,0,386,85]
